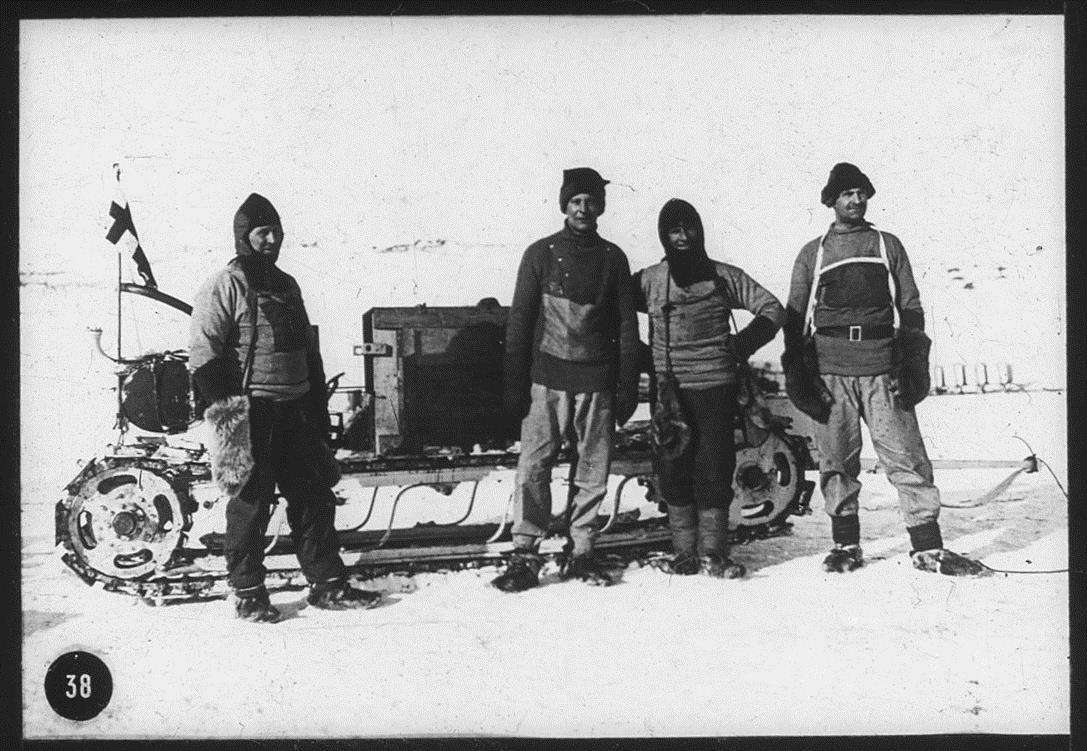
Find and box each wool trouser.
[656,384,739,510]
[511,383,614,556]
[225,398,346,590]
[815,373,940,528]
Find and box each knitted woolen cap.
[558,167,609,213]
[233,193,282,255]
[820,163,875,207]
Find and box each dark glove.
[782,346,833,424]
[731,315,780,363]
[503,380,531,426]
[191,358,244,417]
[614,389,639,428]
[890,328,932,409]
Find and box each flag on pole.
[105,164,158,288]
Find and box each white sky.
[19,14,1066,386]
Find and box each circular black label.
[44,651,113,721]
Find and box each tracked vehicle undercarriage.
[57,294,816,604]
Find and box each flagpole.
[113,163,125,437]
[114,163,123,362]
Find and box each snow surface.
[18,15,1068,739]
[21,286,1069,739]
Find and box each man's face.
[833,188,868,224]
[564,193,602,233]
[247,224,282,262]
[666,222,700,255]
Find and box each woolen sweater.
[785,222,925,376]
[504,223,640,399]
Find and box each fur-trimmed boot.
[204,395,254,498]
[230,585,280,623]
[823,515,864,572]
[697,507,746,579]
[491,549,544,593]
[662,504,699,575]
[911,549,988,577]
[306,577,383,609]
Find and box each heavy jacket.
[189,260,325,406]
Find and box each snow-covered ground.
[21,282,1069,739]
[18,15,1068,739]
[23,468,1068,738]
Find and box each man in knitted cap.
[493,167,641,592]
[189,193,383,622]
[633,198,784,577]
[782,164,984,576]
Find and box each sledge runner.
[493,168,641,592]
[633,199,783,578]
[188,193,383,621]
[782,163,983,576]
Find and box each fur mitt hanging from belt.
[192,358,254,498]
[781,339,834,424]
[891,327,933,408]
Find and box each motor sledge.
[56,287,816,604]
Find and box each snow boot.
[563,552,617,586]
[822,544,864,572]
[662,503,699,575]
[306,577,383,609]
[697,507,746,579]
[911,548,988,577]
[491,550,543,593]
[230,585,281,623]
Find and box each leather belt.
[816,325,895,342]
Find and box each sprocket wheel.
[730,430,803,529]
[65,462,187,579]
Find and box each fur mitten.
[891,328,932,409]
[204,395,254,498]
[782,345,833,424]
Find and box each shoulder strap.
[803,231,828,335]
[803,228,900,334]
[241,283,258,391]
[877,231,900,329]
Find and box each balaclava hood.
[658,198,714,288]
[559,167,609,215]
[820,162,875,207]
[231,193,286,291]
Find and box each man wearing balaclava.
[188,193,383,622]
[632,198,784,577]
[782,164,983,576]
[493,168,640,592]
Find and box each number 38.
[65,674,92,699]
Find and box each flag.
[105,165,157,288]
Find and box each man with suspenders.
[783,163,983,576]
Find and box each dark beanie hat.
[233,193,282,255]
[559,167,609,213]
[820,163,875,207]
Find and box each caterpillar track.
[56,422,815,605]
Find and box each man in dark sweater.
[492,167,640,592]
[783,163,982,577]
